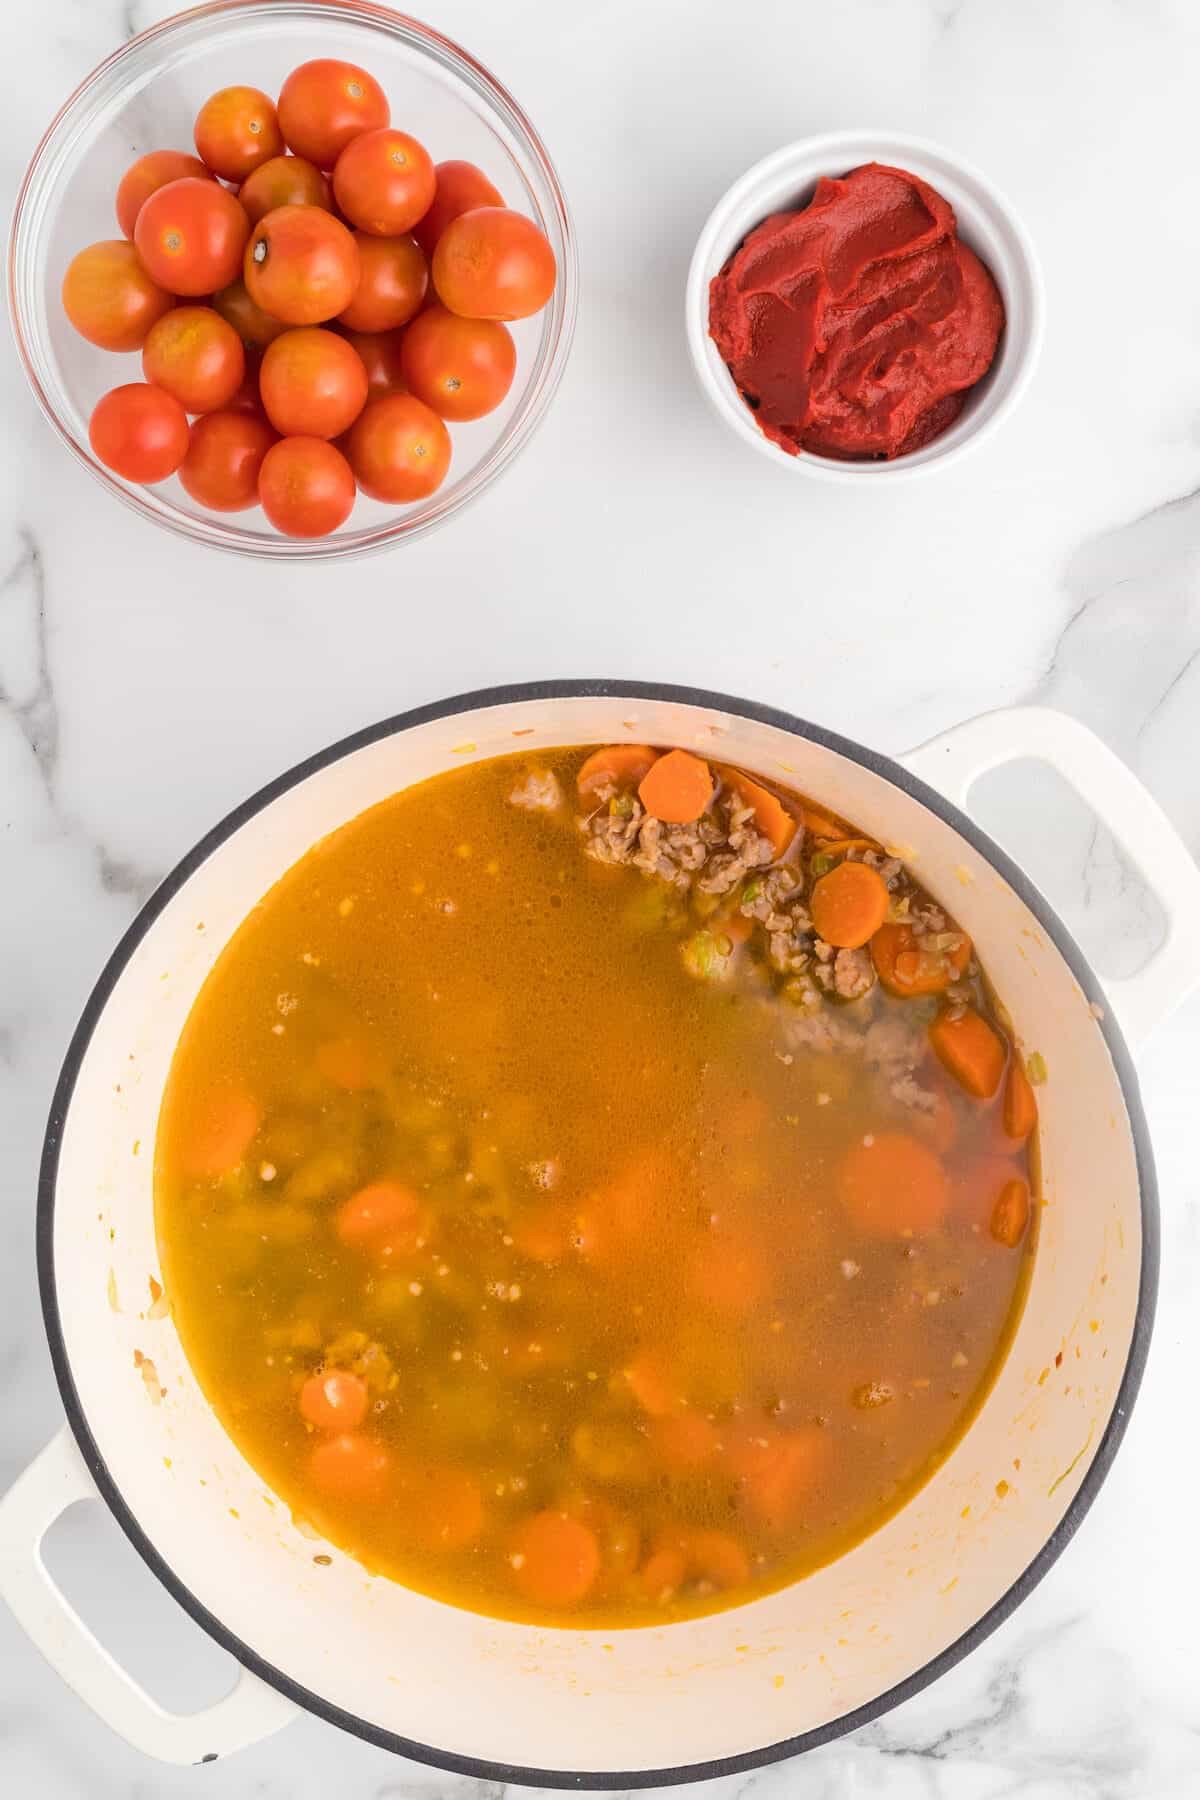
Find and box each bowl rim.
[7,0,578,560]
[684,127,1046,482]
[36,678,1157,1787]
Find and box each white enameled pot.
[3,684,1198,1783]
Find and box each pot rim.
[36,678,1159,1787]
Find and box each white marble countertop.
[3,0,1200,1794]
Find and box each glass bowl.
[8,0,577,559]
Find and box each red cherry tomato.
[142,305,245,413]
[277,59,389,169]
[211,277,287,349]
[194,85,284,181]
[179,409,276,510]
[258,436,356,536]
[115,150,215,239]
[134,178,250,296]
[244,205,359,326]
[61,240,173,351]
[399,303,515,421]
[346,393,451,503]
[238,154,332,227]
[259,327,368,439]
[336,233,426,333]
[432,207,556,321]
[332,128,435,237]
[89,383,190,483]
[338,328,407,400]
[413,159,503,257]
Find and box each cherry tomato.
[142,305,245,413]
[399,303,515,421]
[332,128,435,237]
[337,232,426,333]
[238,153,332,227]
[346,393,450,502]
[89,383,190,483]
[115,150,215,239]
[432,207,556,321]
[61,240,173,351]
[194,85,284,181]
[299,1368,369,1432]
[211,277,287,349]
[338,328,407,400]
[244,204,359,326]
[259,327,367,438]
[413,159,503,257]
[277,58,389,169]
[179,409,276,510]
[134,178,250,296]
[258,436,356,536]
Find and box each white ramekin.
[685,130,1044,481]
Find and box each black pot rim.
[37,678,1159,1784]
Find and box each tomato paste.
[708,163,1004,460]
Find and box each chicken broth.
[155,745,1037,1625]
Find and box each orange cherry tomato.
[238,153,332,226]
[338,327,407,399]
[332,128,436,237]
[61,240,173,351]
[141,304,245,413]
[211,277,287,349]
[244,204,359,326]
[399,303,515,421]
[179,410,276,511]
[259,326,367,438]
[134,178,250,296]
[89,383,190,483]
[346,393,451,503]
[299,1368,369,1432]
[115,150,215,239]
[336,232,427,333]
[194,85,284,181]
[277,58,390,169]
[309,1433,390,1500]
[258,436,355,537]
[413,158,503,256]
[432,206,556,320]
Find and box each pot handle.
[0,1427,299,1764]
[901,705,1200,1051]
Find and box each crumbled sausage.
[508,769,563,812]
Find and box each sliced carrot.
[652,1409,720,1472]
[511,1203,571,1264]
[640,1542,687,1600]
[299,1368,368,1432]
[335,1180,427,1259]
[315,1036,374,1091]
[685,1528,751,1589]
[309,1433,390,1501]
[722,768,797,856]
[991,1177,1031,1248]
[622,1349,684,1418]
[689,1233,767,1311]
[574,1156,657,1267]
[802,804,852,841]
[810,861,890,949]
[870,922,972,997]
[638,749,713,824]
[510,1510,601,1609]
[929,1007,1006,1100]
[577,744,659,797]
[182,1090,260,1178]
[730,1428,830,1534]
[837,1131,949,1238]
[1003,1057,1038,1142]
[407,1467,485,1552]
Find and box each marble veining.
[3,0,1200,1795]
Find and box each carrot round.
[640,1541,687,1600]
[510,1510,600,1609]
[730,1428,830,1533]
[1003,1057,1038,1141]
[315,1036,374,1091]
[652,1409,720,1472]
[870,922,971,997]
[577,744,658,797]
[622,1349,683,1418]
[335,1180,426,1259]
[686,1528,750,1589]
[299,1368,368,1432]
[722,768,797,857]
[810,861,889,949]
[837,1130,949,1237]
[182,1090,260,1178]
[409,1467,485,1552]
[929,1006,1006,1099]
[638,749,713,824]
[990,1177,1031,1247]
[689,1234,766,1311]
[309,1433,390,1500]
